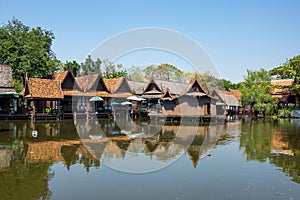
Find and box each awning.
[89,96,103,101]
[0,92,22,98]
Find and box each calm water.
[0,118,299,200]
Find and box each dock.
[148,114,226,123]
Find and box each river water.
[0,118,299,200]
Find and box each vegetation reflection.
[239,119,300,183]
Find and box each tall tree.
[79,55,101,76]
[101,59,125,78]
[143,65,156,80]
[156,63,184,82]
[0,18,59,85]
[126,66,144,82]
[240,68,277,116]
[62,60,81,77]
[142,63,184,82]
[199,72,224,92]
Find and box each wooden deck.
[0,112,113,121]
[0,113,29,120]
[148,113,225,123]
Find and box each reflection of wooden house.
[23,78,64,113]
[160,77,217,118]
[271,79,299,107]
[0,148,13,170]
[187,134,206,168]
[270,131,293,155]
[211,90,239,115]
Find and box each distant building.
[159,77,217,117]
[211,89,240,115]
[270,79,299,107]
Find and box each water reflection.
[239,119,300,183]
[0,120,223,172]
[74,118,223,172]
[0,119,300,199]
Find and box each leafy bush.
[278,108,293,118]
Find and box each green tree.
[0,18,59,86]
[269,55,300,82]
[219,79,242,91]
[240,68,277,116]
[269,55,300,96]
[156,63,184,82]
[199,71,224,92]
[143,65,156,80]
[101,59,126,78]
[143,63,185,82]
[126,66,144,82]
[62,60,80,77]
[80,55,101,76]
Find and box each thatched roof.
[185,78,208,94]
[227,89,242,101]
[52,71,69,82]
[0,64,15,93]
[103,77,133,97]
[24,78,64,99]
[52,70,81,91]
[127,80,148,95]
[212,90,239,106]
[103,77,121,92]
[272,94,289,101]
[160,88,175,100]
[270,79,295,95]
[143,79,163,94]
[76,74,107,92]
[271,79,294,87]
[155,79,188,95]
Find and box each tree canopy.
[240,68,277,115]
[79,55,102,76]
[142,63,185,82]
[269,55,300,95]
[79,56,126,78]
[269,55,300,82]
[61,60,81,77]
[0,18,59,85]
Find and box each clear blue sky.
[1,0,300,82]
